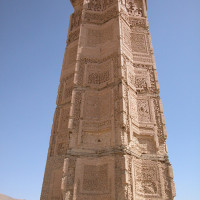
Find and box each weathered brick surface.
[41,1,176,199]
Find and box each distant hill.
[0,193,25,200]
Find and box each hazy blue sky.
[0,0,200,200]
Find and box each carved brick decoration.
[137,99,151,122]
[41,1,176,200]
[134,160,162,198]
[70,10,82,31]
[131,33,148,53]
[87,0,115,12]
[67,29,80,45]
[88,70,109,84]
[82,164,108,192]
[84,6,118,25]
[121,0,143,17]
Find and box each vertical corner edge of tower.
[145,0,148,10]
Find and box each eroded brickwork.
[41,0,176,199]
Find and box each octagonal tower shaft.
[41,0,176,199]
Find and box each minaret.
[41,0,176,199]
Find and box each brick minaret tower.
[41,0,176,199]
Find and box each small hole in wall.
[98,139,101,143]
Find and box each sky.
[0,0,200,200]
